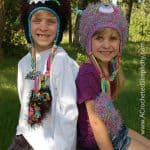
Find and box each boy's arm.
[85,100,113,150]
[17,62,24,102]
[52,52,78,150]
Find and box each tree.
[121,0,142,26]
[68,7,72,44]
[0,0,5,57]
[2,0,20,56]
[72,0,101,46]
[124,0,134,25]
[129,1,150,41]
[73,0,88,45]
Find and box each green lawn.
[0,41,149,150]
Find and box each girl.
[76,3,150,150]
[9,0,79,150]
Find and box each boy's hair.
[79,3,128,54]
[20,0,70,44]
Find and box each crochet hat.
[20,0,70,45]
[79,3,128,54]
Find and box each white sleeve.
[52,53,79,150]
[16,60,27,135]
[17,62,24,102]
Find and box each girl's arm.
[85,100,113,150]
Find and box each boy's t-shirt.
[16,47,79,150]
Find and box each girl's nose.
[102,40,110,49]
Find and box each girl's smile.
[91,28,120,64]
[99,51,114,55]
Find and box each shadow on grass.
[0,88,20,150]
[0,57,20,150]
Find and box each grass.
[0,41,149,150]
[0,57,20,150]
[115,41,150,138]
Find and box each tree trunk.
[0,0,5,58]
[73,15,80,46]
[68,8,72,44]
[126,0,133,25]
[73,0,88,45]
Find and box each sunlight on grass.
[0,84,16,90]
[62,32,69,44]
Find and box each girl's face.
[91,28,120,64]
[31,10,58,52]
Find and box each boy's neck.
[33,43,53,52]
[33,46,52,52]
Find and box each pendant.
[28,86,52,126]
[25,71,41,80]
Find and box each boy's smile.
[31,10,58,52]
[91,28,120,64]
[36,34,50,39]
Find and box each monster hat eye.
[28,0,60,5]
[99,4,114,13]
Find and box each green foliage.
[61,43,87,64]
[129,3,150,42]
[2,0,149,56]
[2,0,27,56]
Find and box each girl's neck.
[97,59,109,77]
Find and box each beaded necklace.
[91,53,123,138]
[25,45,57,126]
[89,53,121,96]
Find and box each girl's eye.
[96,36,103,41]
[110,36,119,41]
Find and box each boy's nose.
[40,21,48,31]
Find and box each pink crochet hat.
[79,3,128,54]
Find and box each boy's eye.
[47,20,57,24]
[32,19,41,23]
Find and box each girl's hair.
[92,28,125,99]
[79,3,128,98]
[19,0,70,44]
[112,67,125,100]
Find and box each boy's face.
[91,28,120,64]
[31,10,58,52]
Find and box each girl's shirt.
[16,47,79,150]
[76,62,115,148]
